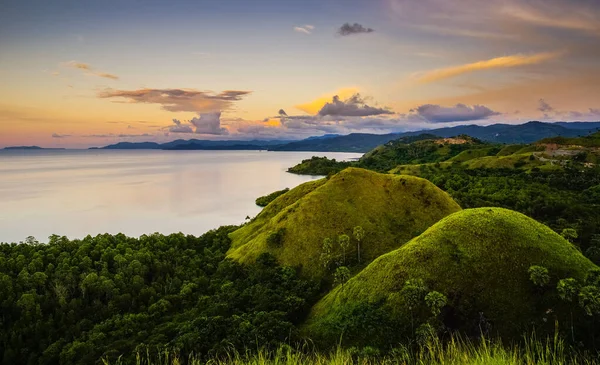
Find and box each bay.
[0,150,361,243]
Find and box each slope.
[227,168,461,280]
[305,208,597,346]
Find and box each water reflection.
[0,150,361,243]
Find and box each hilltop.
[227,168,461,280]
[305,208,597,347]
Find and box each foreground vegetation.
[105,334,599,365]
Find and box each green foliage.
[401,279,427,310]
[579,286,600,316]
[306,208,597,347]
[256,188,290,207]
[228,168,460,280]
[561,228,578,243]
[334,267,350,288]
[0,227,319,364]
[424,291,447,317]
[353,226,365,264]
[358,135,486,172]
[392,165,600,255]
[266,228,286,247]
[538,132,600,148]
[529,266,550,287]
[338,234,350,264]
[287,156,352,175]
[557,278,580,302]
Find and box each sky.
[1,0,599,148]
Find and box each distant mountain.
[96,139,292,150]
[3,146,65,150]
[553,121,600,130]
[99,142,162,150]
[271,121,600,152]
[92,121,600,152]
[269,133,402,152]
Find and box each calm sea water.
[0,150,361,243]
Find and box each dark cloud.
[338,23,374,36]
[538,99,554,113]
[98,88,252,113]
[51,133,70,138]
[411,104,500,123]
[169,119,194,133]
[318,94,392,117]
[589,108,600,116]
[278,109,288,116]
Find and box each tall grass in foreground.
[103,334,600,365]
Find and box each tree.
[425,291,447,317]
[561,228,578,243]
[353,226,365,264]
[334,266,351,289]
[579,286,600,316]
[557,278,580,341]
[400,279,427,333]
[338,234,350,264]
[528,266,550,287]
[320,238,333,270]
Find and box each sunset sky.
[1,0,599,148]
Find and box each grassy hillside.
[228,168,461,280]
[538,131,600,148]
[358,135,487,172]
[305,208,597,347]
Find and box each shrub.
[266,228,286,247]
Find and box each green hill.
[227,168,461,280]
[538,132,600,148]
[305,208,597,346]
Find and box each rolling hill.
[305,208,597,346]
[227,168,461,280]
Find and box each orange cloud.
[65,61,119,80]
[415,52,562,83]
[295,87,359,114]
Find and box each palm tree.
[353,226,365,264]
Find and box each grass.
[256,188,290,207]
[227,168,461,280]
[103,333,599,365]
[305,208,597,343]
[448,147,500,163]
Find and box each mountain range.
[92,121,600,152]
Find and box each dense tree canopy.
[0,227,319,364]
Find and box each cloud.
[51,133,70,138]
[294,25,314,34]
[82,133,152,138]
[167,113,229,135]
[169,119,194,133]
[64,61,119,80]
[190,112,229,135]
[416,52,561,83]
[411,104,500,123]
[295,87,360,114]
[98,88,251,113]
[318,94,392,117]
[538,99,554,113]
[338,23,374,36]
